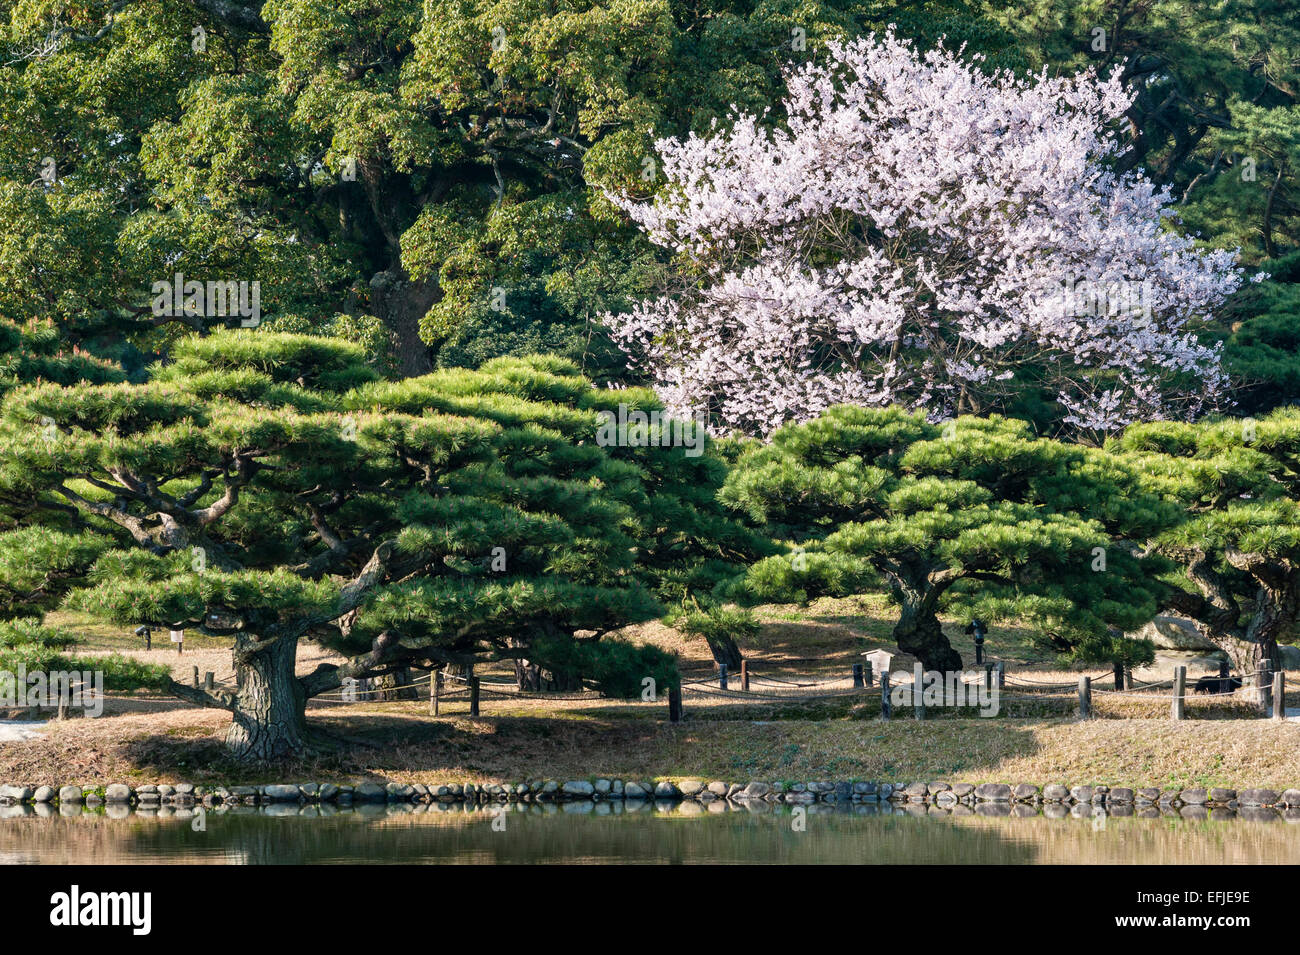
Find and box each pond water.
[3,801,1299,864]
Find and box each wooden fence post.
[718,663,728,691]
[864,662,874,687]
[191,666,199,687]
[469,676,480,717]
[1113,661,1124,691]
[1258,663,1272,715]
[852,663,864,688]
[740,660,749,692]
[668,685,682,723]
[1273,670,1285,722]
[996,661,1005,689]
[880,672,891,720]
[1172,666,1186,721]
[430,670,440,716]
[1078,675,1091,720]
[1124,665,1133,690]
[984,663,994,692]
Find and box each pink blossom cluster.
[604,30,1245,436]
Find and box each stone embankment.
[1,779,1298,816]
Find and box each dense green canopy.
[1114,407,1300,672]
[0,330,759,758]
[720,407,1166,670]
[0,0,1021,377]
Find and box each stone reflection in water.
[1,801,1298,865]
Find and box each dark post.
[967,618,986,666]
[1113,661,1124,691]
[469,676,481,717]
[1219,658,1230,680]
[668,685,682,723]
[1124,665,1133,690]
[203,671,214,691]
[431,669,440,716]
[996,661,1005,689]
[984,663,994,692]
[880,672,891,720]
[1172,666,1186,721]
[1078,676,1091,719]
[740,659,749,691]
[718,663,728,691]
[191,666,199,687]
[852,663,864,688]
[1273,670,1285,722]
[864,662,874,687]
[1258,663,1272,715]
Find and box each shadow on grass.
[744,595,1073,672]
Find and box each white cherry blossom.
[603,30,1245,436]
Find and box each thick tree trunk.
[1230,636,1280,674]
[371,666,419,701]
[545,668,584,692]
[893,601,963,672]
[444,661,473,682]
[515,658,542,691]
[702,632,743,670]
[1211,585,1294,675]
[369,266,436,377]
[226,634,308,762]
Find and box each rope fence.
[35,653,1290,728]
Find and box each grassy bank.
[5,598,1295,794]
[3,703,1298,792]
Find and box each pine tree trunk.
[703,632,743,670]
[225,634,307,762]
[514,658,542,691]
[1217,587,1293,676]
[444,661,473,682]
[544,666,584,692]
[893,599,963,672]
[371,667,419,701]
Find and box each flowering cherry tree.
[604,31,1246,436]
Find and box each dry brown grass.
[7,603,1291,793]
[4,698,1299,793]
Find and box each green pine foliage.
[721,407,1167,670]
[1113,407,1300,670]
[0,330,764,757]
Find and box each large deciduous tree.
[720,406,1166,671]
[604,31,1246,438]
[0,0,1022,376]
[0,331,752,760]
